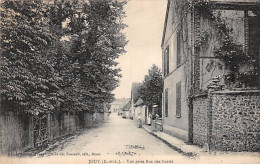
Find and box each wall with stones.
[211,90,260,152]
[192,90,259,152]
[193,94,209,146]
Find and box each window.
[247,11,260,88]
[176,82,181,118]
[176,31,182,66]
[171,2,175,24]
[164,46,169,76]
[248,12,260,60]
[164,88,168,117]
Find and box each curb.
[142,126,197,157]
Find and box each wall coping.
[193,93,208,98]
[212,89,260,95]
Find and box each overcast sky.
[112,0,167,99]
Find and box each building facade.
[134,98,148,124]
[161,0,260,142]
[122,101,131,119]
[130,83,142,120]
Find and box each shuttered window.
[171,2,175,24]
[176,31,182,66]
[164,46,169,76]
[164,88,168,117]
[176,82,181,118]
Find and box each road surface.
[36,113,193,163]
[6,113,259,163]
[53,113,180,155]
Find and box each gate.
[33,114,49,147]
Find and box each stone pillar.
[204,77,223,152]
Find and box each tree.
[59,0,128,112]
[0,0,63,115]
[138,65,163,115]
[1,0,128,116]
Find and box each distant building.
[110,98,130,114]
[122,101,131,119]
[130,83,142,120]
[133,98,148,125]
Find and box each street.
[25,112,197,164]
[48,113,181,157]
[4,113,259,164]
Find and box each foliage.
[0,0,127,115]
[138,65,163,112]
[0,0,63,115]
[193,0,259,88]
[59,0,127,113]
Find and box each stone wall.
[193,94,209,146]
[211,90,260,152]
[192,90,260,152]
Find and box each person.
[155,114,159,119]
[147,112,152,125]
[152,104,159,120]
[137,112,142,128]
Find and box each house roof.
[131,82,142,104]
[111,98,131,109]
[122,101,131,111]
[134,98,144,107]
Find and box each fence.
[193,88,260,152]
[0,109,109,155]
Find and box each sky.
[112,0,167,99]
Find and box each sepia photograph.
[0,0,260,164]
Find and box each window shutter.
[164,46,169,76]
[164,49,167,76]
[166,46,169,75]
[176,82,181,117]
[177,31,181,66]
[165,88,168,117]
[172,2,175,24]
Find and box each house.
[133,98,148,125]
[110,98,130,114]
[161,0,260,144]
[121,101,131,119]
[130,82,142,120]
[110,103,119,113]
